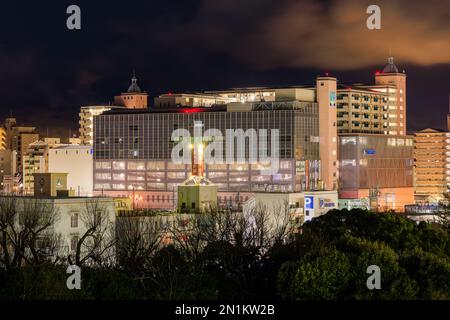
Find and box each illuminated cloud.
[177,0,450,69]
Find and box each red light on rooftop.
[168,91,173,95]
[182,108,203,113]
[375,70,381,76]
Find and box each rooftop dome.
[127,72,142,93]
[382,56,399,73]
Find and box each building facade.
[93,101,327,208]
[48,145,94,196]
[154,93,232,108]
[413,128,449,202]
[374,57,407,135]
[113,74,148,109]
[23,140,50,195]
[338,133,414,211]
[336,86,390,134]
[79,106,124,145]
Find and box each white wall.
[53,197,116,257]
[48,146,93,196]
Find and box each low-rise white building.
[0,195,116,261]
[243,191,339,227]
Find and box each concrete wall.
[49,146,93,196]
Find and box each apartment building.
[413,128,449,202]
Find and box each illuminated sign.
[364,149,376,155]
[304,196,314,209]
[319,198,335,208]
[329,92,336,107]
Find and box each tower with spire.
[114,72,149,109]
[375,56,407,135]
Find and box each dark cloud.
[0,0,449,136]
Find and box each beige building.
[22,139,61,195]
[23,140,51,195]
[374,57,407,135]
[337,57,406,136]
[154,93,232,108]
[4,118,39,175]
[177,175,218,213]
[413,128,449,202]
[79,105,124,145]
[317,76,338,191]
[336,86,389,134]
[114,74,148,109]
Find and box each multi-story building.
[93,76,338,209]
[4,118,39,176]
[413,128,450,202]
[79,105,124,145]
[336,86,389,134]
[91,58,407,210]
[338,134,414,211]
[23,140,51,194]
[23,140,93,196]
[374,57,407,135]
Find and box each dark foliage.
[0,209,449,300]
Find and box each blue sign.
[319,198,335,208]
[329,92,336,107]
[364,149,376,155]
[305,196,314,209]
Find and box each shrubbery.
[0,208,449,300]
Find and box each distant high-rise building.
[5,118,39,174]
[374,57,407,135]
[413,128,450,202]
[23,140,51,195]
[114,73,148,109]
[79,105,124,145]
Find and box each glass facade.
[94,105,320,193]
[339,134,413,190]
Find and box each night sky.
[1,0,450,137]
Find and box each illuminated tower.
[375,57,407,135]
[114,72,149,109]
[316,76,338,191]
[177,122,217,212]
